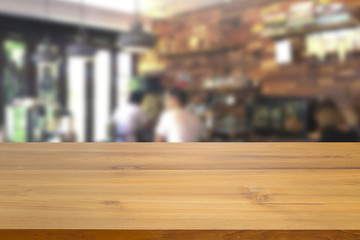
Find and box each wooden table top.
[1,143,360,230]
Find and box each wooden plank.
[1,230,360,240]
[0,144,360,231]
[1,169,360,229]
[0,143,360,170]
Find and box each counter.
[0,143,360,239]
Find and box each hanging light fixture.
[67,0,95,58]
[33,0,60,64]
[118,0,156,53]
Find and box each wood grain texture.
[0,143,360,230]
[1,230,360,240]
[1,143,360,170]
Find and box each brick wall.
[139,0,360,108]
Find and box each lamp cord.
[80,0,86,30]
[135,0,140,21]
[45,0,50,21]
[44,0,51,40]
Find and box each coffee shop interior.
[0,0,360,142]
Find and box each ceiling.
[54,0,230,18]
[0,0,233,31]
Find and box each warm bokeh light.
[0,0,359,142]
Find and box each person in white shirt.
[112,91,147,142]
[155,89,207,143]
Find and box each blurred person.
[112,91,147,142]
[142,93,162,124]
[58,110,76,142]
[186,93,208,118]
[48,109,76,142]
[139,93,162,142]
[155,89,207,142]
[0,127,4,142]
[316,99,359,142]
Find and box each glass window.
[94,49,111,142]
[67,57,87,142]
[3,39,27,142]
[117,53,133,110]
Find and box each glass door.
[93,49,111,142]
[67,57,87,142]
[3,39,27,142]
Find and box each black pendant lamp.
[67,0,95,58]
[118,0,156,53]
[33,0,60,64]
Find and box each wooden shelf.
[185,87,256,93]
[270,19,360,39]
[160,44,243,59]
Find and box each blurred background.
[0,0,360,142]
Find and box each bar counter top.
[0,143,360,239]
